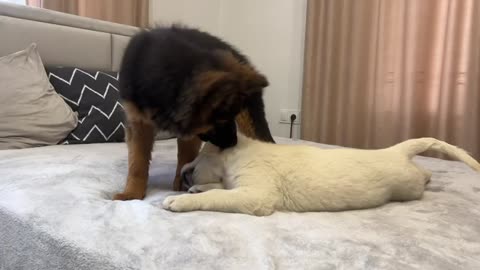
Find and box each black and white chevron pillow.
[47,67,126,144]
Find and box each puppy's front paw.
[163,195,195,212]
[113,192,144,201]
[172,176,184,191]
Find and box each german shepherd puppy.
[114,25,274,200]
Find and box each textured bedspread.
[0,138,479,270]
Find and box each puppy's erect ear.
[247,72,269,90]
[215,50,269,91]
[195,70,240,105]
[194,70,245,122]
[195,70,238,96]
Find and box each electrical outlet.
[279,109,301,125]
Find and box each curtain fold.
[27,0,149,27]
[302,0,480,159]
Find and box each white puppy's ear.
[188,144,224,187]
[201,142,222,153]
[180,160,197,176]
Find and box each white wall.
[150,0,307,138]
[149,0,222,35]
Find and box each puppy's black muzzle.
[198,120,237,149]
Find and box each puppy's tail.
[390,138,480,172]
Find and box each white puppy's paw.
[162,196,176,210]
[188,185,206,193]
[162,195,195,212]
[188,183,224,193]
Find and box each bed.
[1,3,479,270]
[1,137,479,270]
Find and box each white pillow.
[0,44,78,149]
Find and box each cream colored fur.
[163,134,480,216]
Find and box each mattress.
[0,137,479,270]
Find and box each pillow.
[47,67,175,143]
[0,44,78,150]
[47,67,126,144]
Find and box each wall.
[149,0,222,35]
[149,0,307,138]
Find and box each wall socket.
[279,109,301,125]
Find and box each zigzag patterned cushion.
[47,67,126,144]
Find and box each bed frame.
[0,1,137,71]
[0,2,176,140]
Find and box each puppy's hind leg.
[418,166,433,185]
[163,188,275,216]
[391,165,431,202]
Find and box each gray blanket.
[0,138,479,270]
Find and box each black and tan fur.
[114,25,274,200]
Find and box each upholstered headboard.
[0,2,138,72]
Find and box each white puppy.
[163,134,480,216]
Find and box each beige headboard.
[0,2,139,72]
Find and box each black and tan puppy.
[114,25,274,200]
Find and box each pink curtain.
[302,0,480,159]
